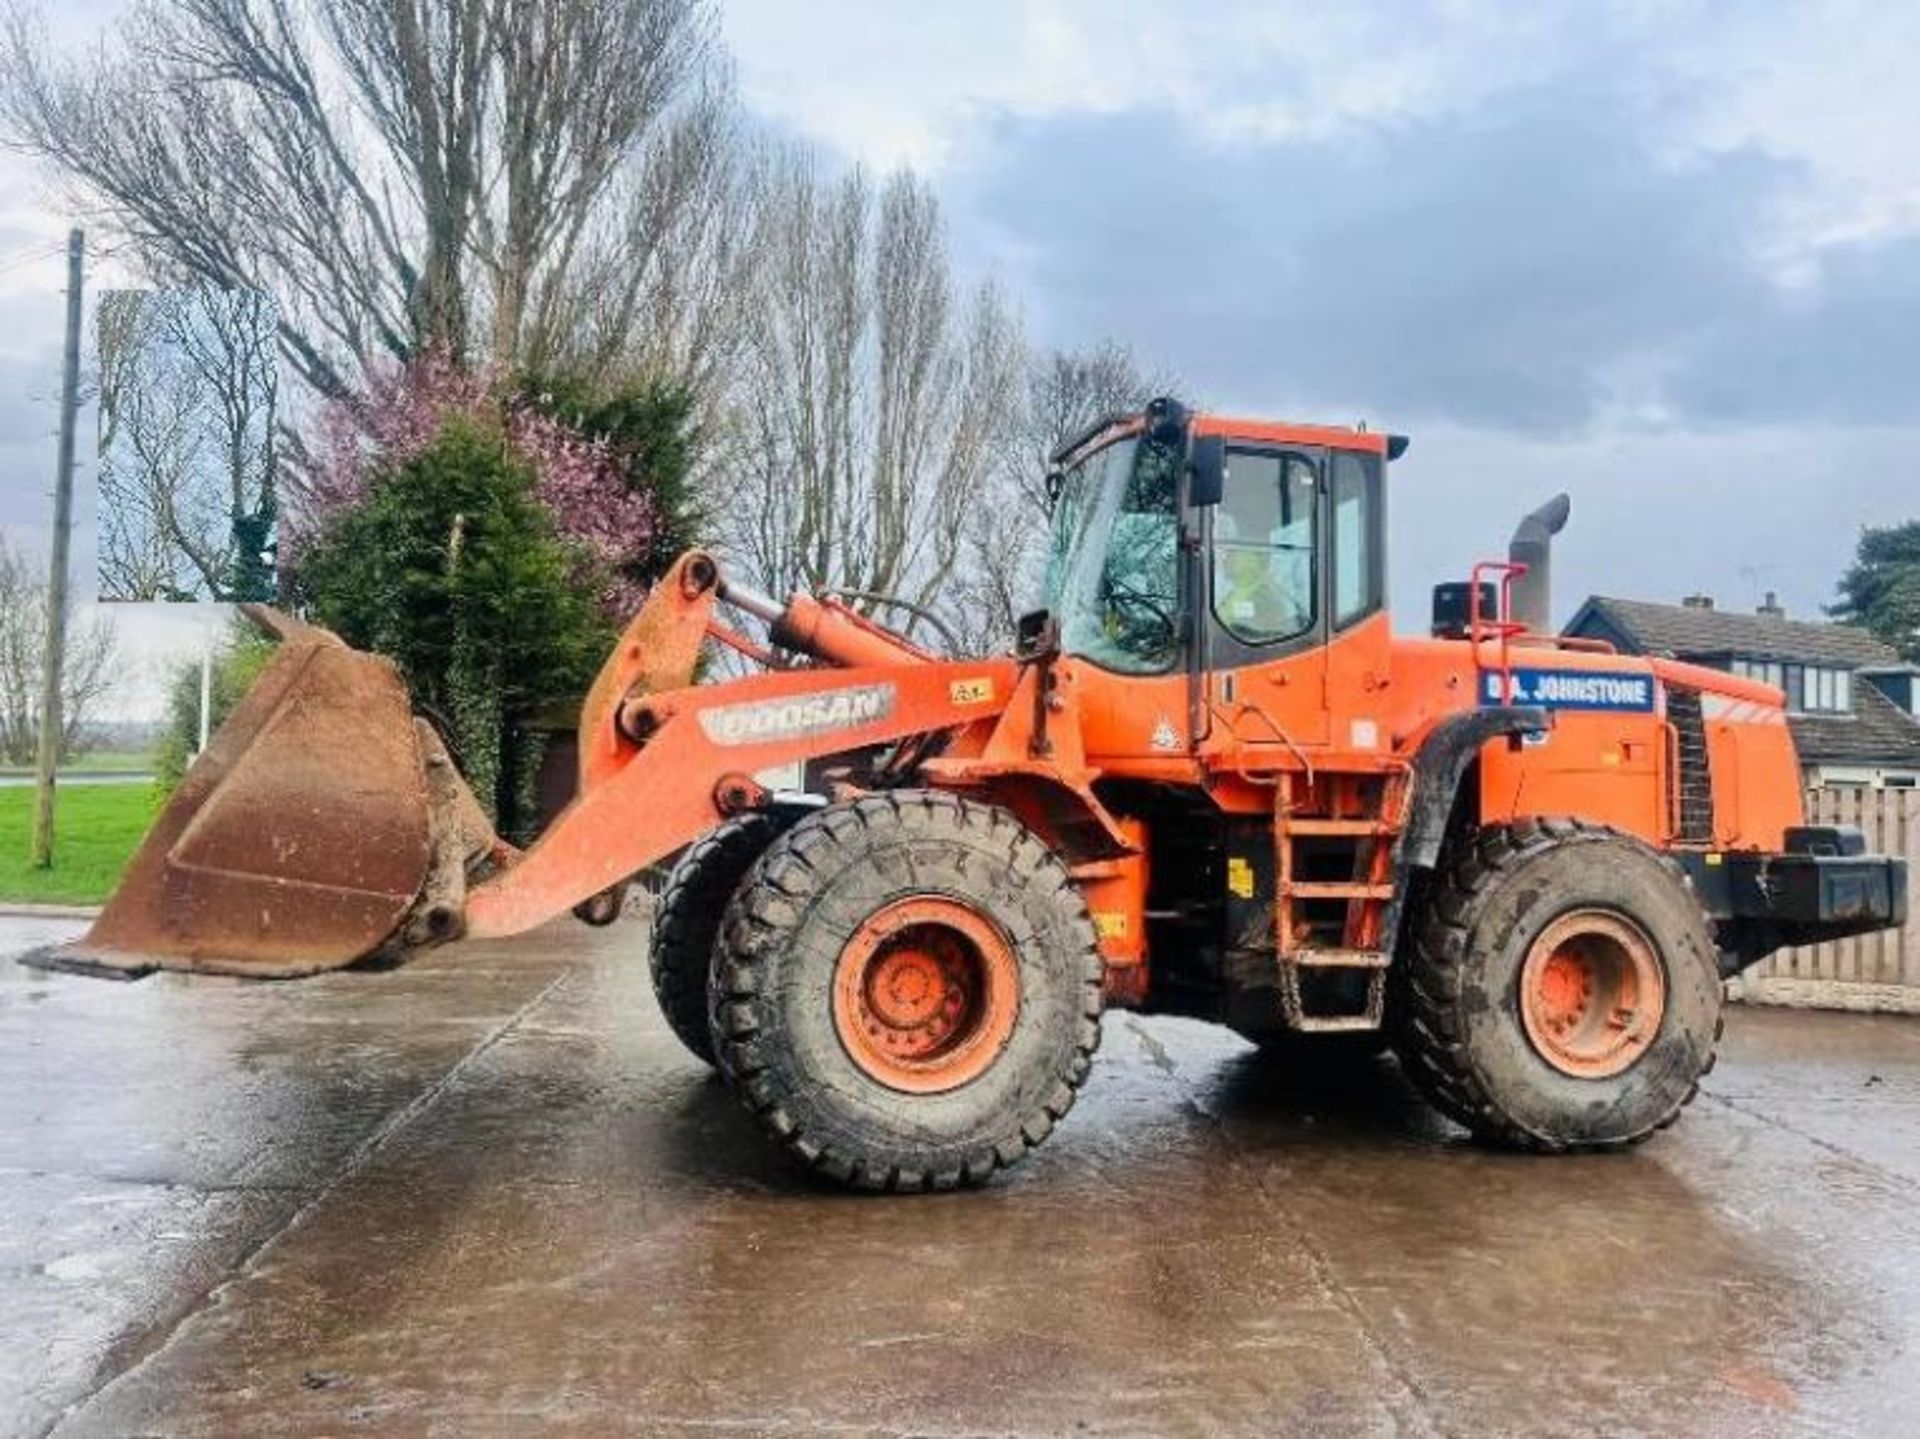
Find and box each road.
[4,914,1919,1436]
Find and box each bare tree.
[0,537,118,765]
[99,294,206,600]
[722,155,1022,649]
[946,341,1177,654]
[1014,342,1178,513]
[478,0,713,364]
[0,0,723,400]
[526,80,759,411]
[95,288,149,461]
[170,287,279,597]
[97,288,278,601]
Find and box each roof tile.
[1570,596,1896,667]
[1789,682,1920,767]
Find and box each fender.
[1372,706,1551,963]
[1398,706,1552,870]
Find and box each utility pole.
[198,647,213,755]
[30,228,83,869]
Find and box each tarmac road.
[3,914,1919,1436]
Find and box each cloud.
[723,2,1920,264]
[1669,231,1920,425]
[1660,0,1920,253]
[1388,420,1919,632]
[721,1,1624,171]
[721,2,1920,438]
[945,73,1920,436]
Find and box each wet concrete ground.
[4,914,1919,1437]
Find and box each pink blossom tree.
[290,352,663,616]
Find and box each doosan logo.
[699,684,897,747]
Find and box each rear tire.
[1393,819,1722,1151]
[711,791,1104,1191]
[648,813,789,1066]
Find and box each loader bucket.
[30,610,478,980]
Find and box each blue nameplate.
[1481,668,1656,712]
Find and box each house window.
[1729,658,1850,713]
[1800,665,1850,714]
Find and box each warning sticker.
[1227,856,1256,899]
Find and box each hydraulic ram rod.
[718,578,935,669]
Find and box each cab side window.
[1211,450,1317,645]
[1331,451,1383,628]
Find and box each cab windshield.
[1040,432,1182,674]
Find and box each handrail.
[1206,698,1315,789]
[1469,560,1530,705]
[1661,718,1682,841]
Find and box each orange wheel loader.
[30,400,1907,1190]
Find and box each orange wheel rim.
[832,896,1020,1094]
[1519,910,1666,1079]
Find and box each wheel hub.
[866,949,947,1029]
[832,896,1019,1094]
[1518,909,1667,1080]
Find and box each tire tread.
[648,812,789,1066]
[713,790,1104,1191]
[1393,818,1720,1152]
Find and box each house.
[1564,592,1920,790]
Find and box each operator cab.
[1037,399,1396,682]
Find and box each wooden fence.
[1732,787,1920,1013]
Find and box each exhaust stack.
[1508,493,1571,633]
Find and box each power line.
[0,239,68,280]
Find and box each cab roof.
[1193,413,1401,457]
[1049,405,1407,469]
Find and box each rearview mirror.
[1189,435,1226,507]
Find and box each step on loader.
[29,400,1907,1189]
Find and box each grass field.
[0,749,157,777]
[0,783,159,905]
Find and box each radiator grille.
[1667,686,1715,843]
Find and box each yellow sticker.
[1092,912,1128,939]
[949,677,995,705]
[1227,856,1256,899]
[1705,852,1723,866]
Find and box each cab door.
[1198,445,1332,755]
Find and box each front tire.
[1394,819,1722,1151]
[648,813,790,1066]
[711,792,1104,1191]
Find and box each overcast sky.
[0,0,218,720]
[722,0,1920,622]
[4,1,1918,716]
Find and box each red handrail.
[1468,560,1529,705]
